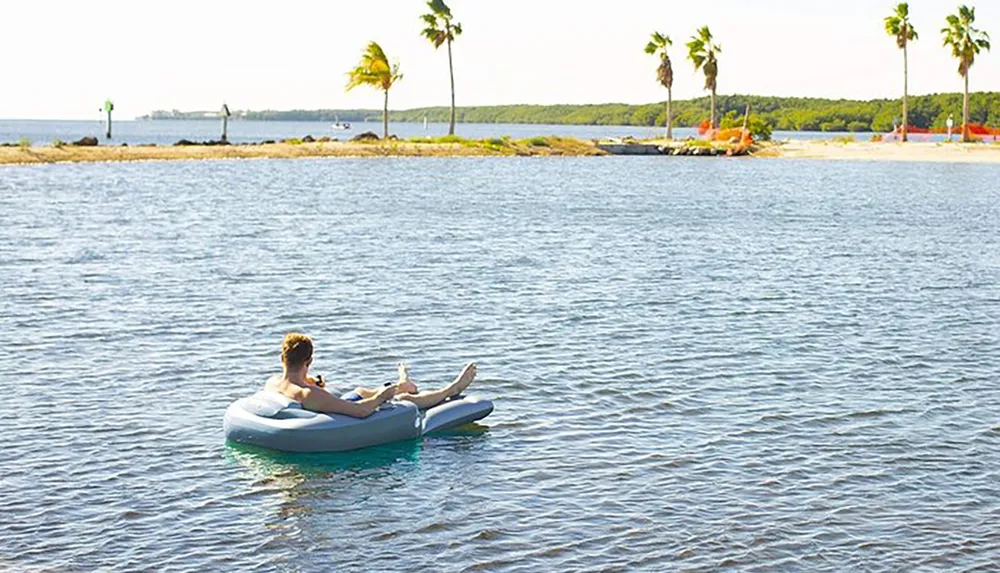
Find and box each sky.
[2,0,999,119]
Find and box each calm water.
[0,118,884,146]
[1,157,999,571]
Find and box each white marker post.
[947,115,954,142]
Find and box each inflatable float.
[223,390,493,453]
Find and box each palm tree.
[345,41,402,139]
[687,26,721,128]
[941,5,991,142]
[885,3,918,142]
[644,32,674,139]
[421,0,463,136]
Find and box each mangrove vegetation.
[142,91,1000,134]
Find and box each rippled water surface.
[1,157,999,571]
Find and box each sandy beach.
[4,138,1000,165]
[0,137,605,165]
[756,140,1000,163]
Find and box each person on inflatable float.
[264,333,478,418]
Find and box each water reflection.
[224,422,492,480]
[225,439,424,480]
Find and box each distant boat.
[331,116,351,131]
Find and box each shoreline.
[3,138,1000,166]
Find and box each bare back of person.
[265,333,479,419]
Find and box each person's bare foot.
[446,362,477,397]
[396,362,419,394]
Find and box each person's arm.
[299,385,395,418]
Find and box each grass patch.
[832,135,856,144]
[526,136,550,147]
[476,137,512,154]
[686,139,714,148]
[408,135,467,144]
[283,138,303,145]
[52,139,65,148]
[19,137,31,149]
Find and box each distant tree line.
[141,92,1000,133]
[394,93,1000,132]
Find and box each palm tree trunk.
[666,89,673,139]
[447,36,456,136]
[902,44,909,143]
[383,89,389,140]
[710,88,716,129]
[962,72,970,142]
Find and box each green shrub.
[486,137,505,146]
[527,136,550,147]
[18,137,30,149]
[832,134,856,144]
[718,115,773,141]
[820,119,848,132]
[52,139,65,148]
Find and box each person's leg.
[353,362,420,401]
[352,387,379,399]
[351,364,420,401]
[393,362,477,409]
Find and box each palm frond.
[885,16,901,37]
[941,5,990,76]
[421,3,460,48]
[422,27,447,47]
[886,3,917,49]
[427,0,452,18]
[344,41,401,93]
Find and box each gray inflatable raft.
[223,390,494,453]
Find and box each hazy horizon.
[4,0,999,120]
